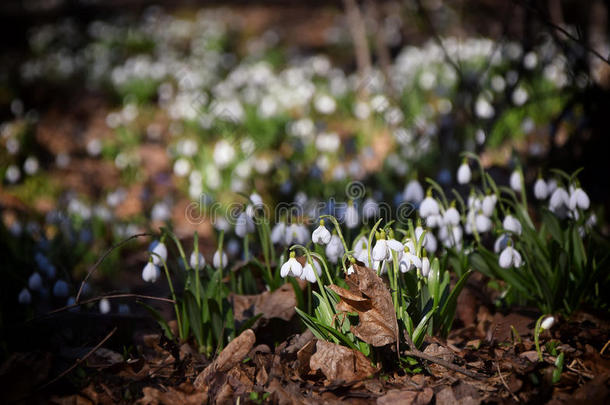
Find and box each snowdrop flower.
[426,214,443,228]
[18,288,31,304]
[213,249,228,269]
[312,220,331,245]
[540,316,555,330]
[285,223,309,245]
[421,256,431,278]
[250,192,264,207]
[213,140,236,169]
[386,236,404,257]
[344,202,359,229]
[280,252,303,278]
[510,169,522,192]
[142,261,161,282]
[481,195,497,217]
[325,234,344,264]
[457,160,471,184]
[503,214,522,235]
[440,225,463,248]
[271,221,286,245]
[399,247,422,273]
[150,241,167,266]
[419,192,440,218]
[301,259,322,283]
[28,272,43,291]
[443,205,460,226]
[53,280,69,297]
[534,178,549,200]
[353,236,368,258]
[475,212,492,233]
[569,187,590,210]
[499,244,522,268]
[372,232,389,261]
[189,252,205,270]
[362,197,380,219]
[99,298,111,314]
[235,211,255,238]
[549,187,570,213]
[403,180,424,203]
[494,233,510,254]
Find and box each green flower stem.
[320,215,350,258]
[194,232,201,305]
[156,255,184,341]
[534,315,544,362]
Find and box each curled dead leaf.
[328,263,398,348]
[309,340,378,383]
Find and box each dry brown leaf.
[376,388,434,405]
[193,329,255,390]
[309,340,377,383]
[328,263,398,347]
[233,283,297,322]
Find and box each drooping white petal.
[189,252,206,270]
[312,225,331,245]
[457,163,471,184]
[503,215,522,235]
[534,178,548,200]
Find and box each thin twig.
[403,331,486,380]
[496,361,520,402]
[76,232,152,303]
[37,327,117,391]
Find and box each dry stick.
[76,232,152,303]
[37,326,117,391]
[496,361,520,402]
[403,331,486,380]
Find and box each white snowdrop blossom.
[541,316,555,330]
[53,280,69,297]
[325,234,344,264]
[372,236,389,261]
[213,140,236,169]
[510,170,522,192]
[443,206,460,226]
[235,211,255,238]
[534,178,549,200]
[569,187,590,210]
[311,220,331,245]
[213,250,228,269]
[419,195,440,218]
[301,259,322,283]
[142,261,161,282]
[475,213,492,233]
[344,203,359,229]
[18,288,31,304]
[151,241,168,266]
[503,215,522,235]
[457,161,471,184]
[271,221,286,245]
[99,298,111,314]
[280,252,303,278]
[28,272,43,291]
[549,187,570,213]
[399,249,422,273]
[481,195,497,217]
[404,180,424,203]
[494,234,510,253]
[499,245,522,268]
[189,252,205,270]
[421,257,431,278]
[362,197,380,219]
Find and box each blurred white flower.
[419,195,439,218]
[344,203,359,229]
[403,180,424,203]
[457,162,471,184]
[540,316,555,330]
[300,259,322,283]
[549,187,569,213]
[499,245,522,268]
[23,156,39,175]
[271,221,286,245]
[213,140,236,169]
[99,298,111,314]
[314,94,336,114]
[5,165,21,183]
[569,188,590,210]
[362,197,380,219]
[510,170,522,192]
[173,158,191,177]
[325,234,344,264]
[18,288,31,304]
[503,215,522,235]
[213,250,228,269]
[189,252,205,270]
[151,241,168,265]
[534,178,549,200]
[53,280,69,297]
[443,206,460,226]
[475,213,492,233]
[142,261,160,282]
